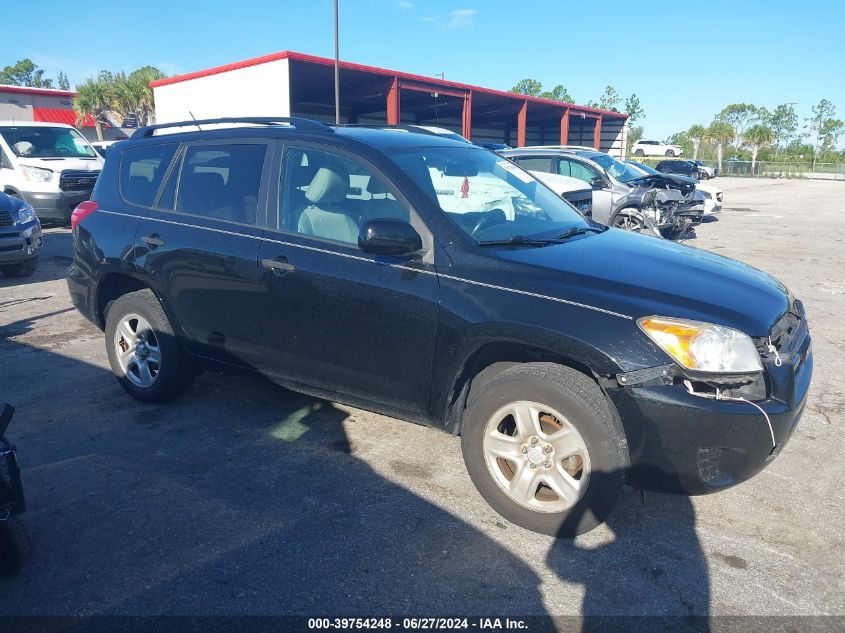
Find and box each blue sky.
[3,0,844,143]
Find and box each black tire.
[105,289,195,403]
[0,516,31,576]
[0,256,38,278]
[665,150,675,157]
[461,363,627,537]
[634,149,644,157]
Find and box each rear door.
[257,143,440,413]
[134,138,272,370]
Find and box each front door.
[258,144,440,413]
[557,157,613,223]
[135,139,272,370]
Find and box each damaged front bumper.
[607,317,813,495]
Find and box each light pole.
[334,0,340,124]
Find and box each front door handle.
[141,235,165,247]
[262,257,295,274]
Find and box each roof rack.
[131,116,333,139]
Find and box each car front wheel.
[461,363,627,536]
[105,289,195,403]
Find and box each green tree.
[57,71,70,91]
[598,85,621,112]
[510,78,543,97]
[74,78,113,140]
[717,103,760,149]
[627,125,644,153]
[767,104,798,159]
[687,124,707,160]
[743,124,774,174]
[540,84,573,103]
[806,99,843,167]
[707,121,736,172]
[0,58,54,88]
[624,94,644,124]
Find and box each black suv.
[67,117,812,536]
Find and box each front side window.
[583,153,645,183]
[278,146,410,246]
[386,146,587,243]
[120,143,178,208]
[175,143,266,224]
[559,158,598,183]
[0,125,97,158]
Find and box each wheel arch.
[442,339,624,438]
[95,272,167,329]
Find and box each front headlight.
[20,165,53,182]
[638,316,762,374]
[14,203,35,224]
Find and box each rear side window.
[513,157,554,173]
[175,144,267,225]
[120,143,178,207]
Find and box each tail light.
[71,200,98,229]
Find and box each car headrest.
[305,167,348,205]
[366,177,390,195]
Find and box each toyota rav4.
[67,117,812,536]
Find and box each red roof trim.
[150,50,628,120]
[0,84,76,98]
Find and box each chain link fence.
[630,157,845,180]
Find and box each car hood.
[530,171,590,195]
[695,182,722,196]
[495,228,790,336]
[16,157,103,172]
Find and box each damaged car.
[499,148,702,238]
[68,117,812,537]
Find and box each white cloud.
[398,1,413,8]
[448,9,477,29]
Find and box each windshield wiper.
[553,226,607,240]
[478,235,562,247]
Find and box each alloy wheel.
[482,401,591,513]
[113,313,162,388]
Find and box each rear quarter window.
[119,143,178,207]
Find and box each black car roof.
[117,120,473,153]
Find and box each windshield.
[386,146,589,243]
[583,152,645,183]
[628,161,659,175]
[0,126,97,158]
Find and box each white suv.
[631,140,683,157]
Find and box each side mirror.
[358,218,422,257]
[590,176,607,190]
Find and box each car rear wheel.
[461,363,627,536]
[105,289,195,403]
[0,516,31,576]
[634,149,645,157]
[612,213,645,233]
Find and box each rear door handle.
[141,235,165,247]
[262,257,295,274]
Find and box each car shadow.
[0,309,711,624]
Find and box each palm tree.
[687,124,706,160]
[112,66,166,127]
[706,121,736,173]
[743,124,774,175]
[74,78,112,140]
